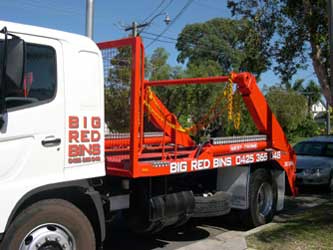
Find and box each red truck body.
[99,36,297,196]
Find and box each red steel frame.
[98,37,297,196]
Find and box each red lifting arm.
[146,72,296,195]
[231,72,292,152]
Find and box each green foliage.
[150,48,258,139]
[227,0,331,105]
[149,48,174,80]
[297,117,320,137]
[282,78,322,114]
[266,88,307,131]
[105,47,132,132]
[265,88,312,140]
[148,45,256,140]
[105,88,130,132]
[176,18,270,77]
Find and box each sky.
[0,0,317,88]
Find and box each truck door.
[0,36,64,190]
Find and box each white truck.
[0,20,297,250]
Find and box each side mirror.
[6,37,25,90]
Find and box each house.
[311,100,327,118]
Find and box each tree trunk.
[303,0,331,107]
[310,41,331,106]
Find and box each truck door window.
[5,43,56,110]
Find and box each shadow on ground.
[103,212,246,250]
[103,187,332,250]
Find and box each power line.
[141,36,223,61]
[142,0,167,22]
[140,0,174,34]
[141,30,222,56]
[141,31,177,41]
[159,0,175,14]
[146,0,194,48]
[141,36,176,44]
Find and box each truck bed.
[98,37,296,194]
[105,133,273,178]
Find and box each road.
[103,187,332,250]
[103,215,238,250]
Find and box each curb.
[244,222,277,237]
[174,222,277,250]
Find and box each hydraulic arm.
[99,37,297,195]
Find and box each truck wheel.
[0,199,95,250]
[243,168,277,227]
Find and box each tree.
[227,0,331,106]
[148,48,174,81]
[105,47,132,132]
[281,78,321,114]
[147,46,250,139]
[265,88,308,139]
[176,18,270,77]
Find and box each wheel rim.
[19,223,76,250]
[256,182,273,217]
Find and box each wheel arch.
[4,180,106,245]
[217,161,285,211]
[249,161,286,211]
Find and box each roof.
[302,136,333,143]
[0,20,99,53]
[311,100,327,110]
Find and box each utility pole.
[85,0,94,39]
[328,0,333,134]
[125,22,154,37]
[124,13,171,37]
[125,22,139,37]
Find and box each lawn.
[247,200,333,250]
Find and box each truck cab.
[0,21,105,249]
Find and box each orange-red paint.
[98,37,297,196]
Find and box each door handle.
[42,137,61,147]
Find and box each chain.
[144,88,187,133]
[224,76,233,121]
[144,74,240,135]
[233,90,241,130]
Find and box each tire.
[242,168,277,228]
[193,191,231,218]
[0,199,96,250]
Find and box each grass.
[247,201,333,250]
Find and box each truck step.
[193,191,231,218]
[210,134,267,145]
